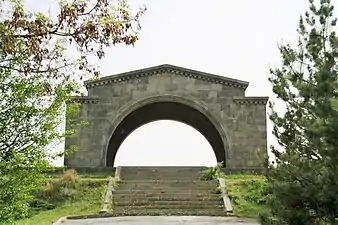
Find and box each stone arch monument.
[64,64,268,169]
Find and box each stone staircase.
[112,167,227,216]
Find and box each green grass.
[223,174,268,218]
[15,171,267,224]
[15,175,108,225]
[46,172,115,179]
[224,174,265,180]
[16,200,101,225]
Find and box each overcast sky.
[26,0,336,167]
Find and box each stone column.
[226,97,268,169]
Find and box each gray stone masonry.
[64,64,268,169]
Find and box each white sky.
[25,0,337,167]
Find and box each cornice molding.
[66,96,99,104]
[84,64,249,90]
[233,96,269,105]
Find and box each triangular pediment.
[84,64,249,90]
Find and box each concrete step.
[114,189,218,195]
[120,175,204,180]
[113,204,224,210]
[120,166,205,180]
[121,166,206,171]
[114,199,224,206]
[117,180,217,188]
[113,194,221,201]
[111,208,227,216]
[114,192,220,197]
[117,179,217,184]
[116,185,216,191]
[115,187,217,194]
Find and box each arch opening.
[114,120,217,166]
[106,101,226,167]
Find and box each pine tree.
[261,0,338,224]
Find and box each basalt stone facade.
[64,64,268,169]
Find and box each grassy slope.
[15,171,266,224]
[16,177,108,225]
[224,174,267,218]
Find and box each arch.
[114,120,218,166]
[105,95,230,167]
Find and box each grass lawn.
[46,170,115,179]
[15,175,108,225]
[16,200,101,225]
[14,170,267,224]
[224,174,268,218]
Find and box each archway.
[106,101,227,167]
[114,120,218,166]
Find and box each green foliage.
[225,176,268,218]
[215,184,222,194]
[200,162,224,180]
[0,159,46,221]
[28,169,106,216]
[30,169,81,213]
[0,0,145,222]
[238,180,268,205]
[17,174,107,225]
[262,0,338,224]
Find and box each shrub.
[29,169,81,213]
[0,158,46,222]
[226,178,268,218]
[241,180,268,205]
[228,179,268,205]
[62,169,79,189]
[201,162,224,180]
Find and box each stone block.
[165,82,178,91]
[210,83,222,91]
[208,90,217,98]
[198,84,211,91]
[208,103,221,112]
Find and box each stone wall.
[64,65,268,169]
